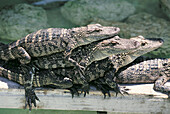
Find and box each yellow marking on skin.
[47,28,53,40]
[32,78,37,87]
[19,74,23,85]
[33,29,42,42]
[36,75,40,87]
[15,40,20,47]
[0,50,6,60]
[24,33,30,44]
[7,70,12,80]
[38,36,42,42]
[8,46,15,59]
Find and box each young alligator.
[0,24,120,65]
[0,36,163,110]
[33,35,141,69]
[0,24,120,85]
[32,35,143,95]
[33,36,163,98]
[0,61,73,110]
[33,36,164,95]
[0,36,142,110]
[90,36,164,96]
[115,58,170,96]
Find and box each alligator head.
[71,24,120,45]
[109,35,164,69]
[129,35,164,56]
[87,36,144,65]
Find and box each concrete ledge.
[0,77,170,113]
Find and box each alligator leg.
[69,85,80,98]
[11,47,31,64]
[91,78,111,98]
[21,65,40,111]
[40,70,74,89]
[64,47,86,72]
[153,73,170,96]
[71,69,89,97]
[64,49,89,96]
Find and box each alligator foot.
[114,85,129,96]
[91,78,129,98]
[90,79,111,98]
[25,88,40,111]
[69,85,79,98]
[94,84,111,98]
[73,68,89,97]
[81,83,90,97]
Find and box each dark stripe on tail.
[0,66,24,85]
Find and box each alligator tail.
[0,66,24,85]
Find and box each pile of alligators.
[0,24,169,110]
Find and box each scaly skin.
[0,36,163,109]
[0,60,73,110]
[32,35,144,94]
[91,36,164,96]
[0,60,73,88]
[116,58,170,96]
[0,24,119,66]
[0,24,120,88]
[33,36,163,70]
[33,35,164,95]
[33,36,142,69]
[33,36,163,97]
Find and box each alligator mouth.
[96,34,118,41]
[146,38,164,43]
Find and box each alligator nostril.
[114,27,119,31]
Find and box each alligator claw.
[114,84,129,96]
[69,86,79,98]
[94,84,111,98]
[81,83,90,97]
[25,88,40,111]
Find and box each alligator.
[33,36,164,94]
[93,58,170,97]
[0,61,73,110]
[0,36,163,110]
[0,24,119,66]
[0,24,120,87]
[33,35,141,69]
[0,35,142,110]
[31,35,144,95]
[29,35,163,108]
[116,58,170,96]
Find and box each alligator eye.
[87,28,102,34]
[94,28,102,32]
[110,43,117,46]
[141,42,147,46]
[107,41,118,46]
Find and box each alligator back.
[116,58,170,83]
[0,24,120,64]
